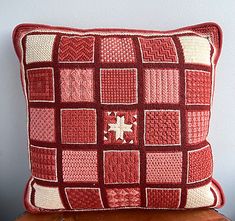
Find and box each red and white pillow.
[13,22,225,212]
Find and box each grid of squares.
[24,33,214,210]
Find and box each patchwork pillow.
[13,22,225,212]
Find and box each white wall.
[0,0,234,220]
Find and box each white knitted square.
[26,34,56,64]
[34,183,64,209]
[185,183,214,208]
[179,36,211,65]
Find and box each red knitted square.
[62,150,98,183]
[100,37,136,63]
[29,108,55,142]
[139,37,178,63]
[61,109,96,144]
[60,68,94,102]
[146,188,181,208]
[104,110,138,145]
[186,110,210,145]
[104,151,140,184]
[146,151,182,184]
[58,36,95,62]
[65,188,103,209]
[185,70,212,105]
[106,188,141,208]
[30,145,57,181]
[145,110,181,145]
[187,145,213,184]
[144,69,179,104]
[101,68,137,104]
[27,68,54,102]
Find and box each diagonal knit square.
[139,37,178,63]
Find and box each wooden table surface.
[15,209,230,221]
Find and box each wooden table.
[16,209,230,221]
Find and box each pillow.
[13,22,225,212]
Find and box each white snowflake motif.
[108,116,133,140]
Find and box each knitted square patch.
[33,183,64,210]
[185,70,212,105]
[25,34,56,64]
[61,109,96,144]
[106,188,141,208]
[62,150,98,183]
[179,36,211,65]
[27,68,54,102]
[187,145,213,184]
[186,110,210,144]
[65,188,103,209]
[13,23,224,212]
[60,68,94,102]
[144,69,179,104]
[139,37,178,63]
[100,37,136,63]
[104,151,140,184]
[185,183,215,208]
[146,188,181,208]
[146,151,182,184]
[100,68,138,104]
[103,110,138,145]
[145,110,181,145]
[29,145,57,181]
[29,108,55,142]
[58,36,95,62]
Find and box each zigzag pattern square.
[185,70,212,105]
[30,145,57,181]
[58,36,95,62]
[106,188,141,208]
[104,151,140,184]
[29,108,55,142]
[60,68,94,102]
[62,150,98,183]
[139,37,178,63]
[100,37,136,63]
[65,188,103,209]
[27,68,54,101]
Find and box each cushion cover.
[13,22,225,212]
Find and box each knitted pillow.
[13,23,225,212]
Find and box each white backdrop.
[0,0,234,220]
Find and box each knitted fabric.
[13,22,224,212]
